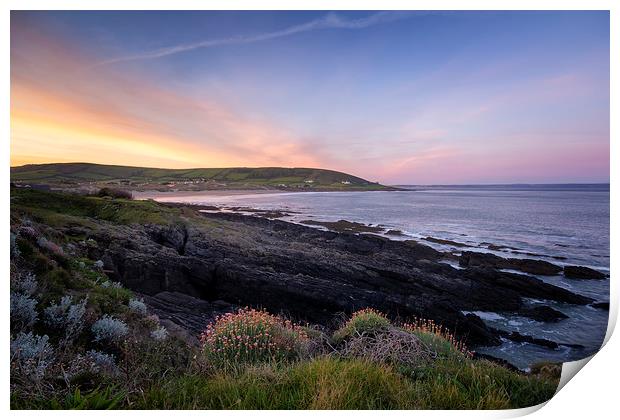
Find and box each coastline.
[133,189,296,200]
[10,187,609,371]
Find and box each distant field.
[10,162,396,191]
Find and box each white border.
[2,1,617,418]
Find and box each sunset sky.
[11,11,609,184]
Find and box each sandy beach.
[133,189,293,201]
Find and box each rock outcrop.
[459,251,563,275]
[518,306,568,322]
[74,210,593,349]
[563,265,607,280]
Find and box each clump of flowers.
[91,315,129,344]
[403,317,473,358]
[10,332,54,383]
[128,298,147,316]
[44,296,88,344]
[200,308,309,369]
[332,308,392,344]
[151,326,169,342]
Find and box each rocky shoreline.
[58,202,607,363]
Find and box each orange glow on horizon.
[11,23,325,171]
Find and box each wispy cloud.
[11,23,329,169]
[96,11,413,66]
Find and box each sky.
[10,11,609,184]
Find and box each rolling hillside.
[10,163,395,191]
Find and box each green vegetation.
[11,162,395,191]
[11,187,183,226]
[200,308,310,371]
[10,187,560,410]
[332,308,391,344]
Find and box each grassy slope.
[11,162,393,190]
[10,188,559,410]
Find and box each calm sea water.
[143,184,610,369]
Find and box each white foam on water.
[462,311,506,321]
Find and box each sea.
[141,184,610,369]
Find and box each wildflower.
[403,318,473,358]
[200,307,309,369]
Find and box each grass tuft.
[332,308,391,344]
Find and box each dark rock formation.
[299,219,384,234]
[76,210,594,350]
[518,306,568,322]
[422,237,469,247]
[498,331,584,350]
[502,331,560,349]
[563,265,607,280]
[591,302,610,311]
[459,251,563,275]
[141,291,236,342]
[385,229,405,236]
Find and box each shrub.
[90,284,133,315]
[15,237,35,259]
[338,327,432,368]
[11,233,20,259]
[97,188,133,200]
[17,225,39,240]
[101,280,123,289]
[200,308,309,370]
[86,350,119,375]
[91,315,129,344]
[128,298,147,316]
[332,308,391,344]
[36,237,65,258]
[44,295,88,344]
[10,332,54,383]
[151,326,169,342]
[11,271,38,296]
[10,292,38,332]
[403,317,473,359]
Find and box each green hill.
[10,162,396,191]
